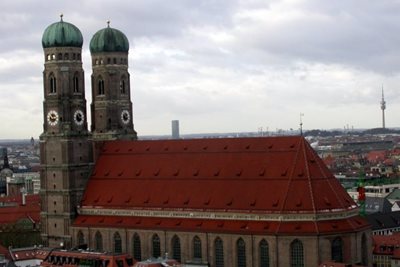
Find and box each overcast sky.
[0,0,399,139]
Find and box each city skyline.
[1,1,400,139]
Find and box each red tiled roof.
[0,194,41,224]
[10,247,50,261]
[372,233,400,255]
[76,137,368,234]
[81,137,356,214]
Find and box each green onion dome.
[90,22,129,53]
[42,15,83,48]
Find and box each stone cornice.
[78,206,360,222]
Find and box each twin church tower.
[40,16,137,247]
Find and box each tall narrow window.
[95,231,103,251]
[152,234,161,258]
[215,237,224,267]
[77,231,84,246]
[98,77,105,95]
[114,232,122,253]
[193,236,202,260]
[290,239,304,267]
[120,79,126,94]
[237,238,246,267]
[172,235,181,262]
[361,234,368,266]
[49,75,56,93]
[331,237,343,263]
[73,75,79,93]
[259,239,269,267]
[133,233,142,261]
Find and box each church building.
[39,17,371,267]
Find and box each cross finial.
[107,20,110,27]
[60,13,64,22]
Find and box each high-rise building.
[171,120,180,139]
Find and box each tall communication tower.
[381,87,386,129]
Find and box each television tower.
[381,87,386,129]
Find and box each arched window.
[49,75,56,93]
[172,235,181,262]
[152,234,161,258]
[331,237,343,263]
[77,231,84,246]
[259,239,269,267]
[193,236,202,260]
[95,231,103,251]
[64,53,69,60]
[120,79,126,94]
[237,238,246,267]
[290,239,304,267]
[133,233,141,261]
[361,233,368,266]
[73,75,79,93]
[98,77,105,95]
[114,232,122,253]
[215,237,224,267]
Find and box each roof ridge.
[300,138,320,234]
[277,137,303,234]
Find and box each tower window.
[47,54,51,61]
[113,232,122,253]
[72,53,76,60]
[107,58,111,64]
[113,58,117,64]
[64,53,69,60]
[77,54,81,60]
[120,79,126,94]
[98,78,105,95]
[73,76,79,93]
[49,75,57,93]
[95,231,103,251]
[58,53,62,60]
[52,54,55,60]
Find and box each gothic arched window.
[215,237,224,267]
[152,234,161,258]
[237,238,246,267]
[77,231,84,246]
[133,233,141,261]
[49,74,56,93]
[361,233,368,266]
[114,232,122,253]
[331,237,343,263]
[259,239,269,267]
[193,236,202,260]
[73,75,79,93]
[290,239,304,267]
[120,79,126,94]
[98,77,105,95]
[172,235,181,262]
[95,231,103,251]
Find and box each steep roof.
[76,136,367,234]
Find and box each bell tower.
[40,15,93,248]
[89,21,137,141]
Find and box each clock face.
[47,110,59,126]
[121,110,130,125]
[73,110,84,126]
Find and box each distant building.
[171,120,180,139]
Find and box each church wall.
[72,225,370,266]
